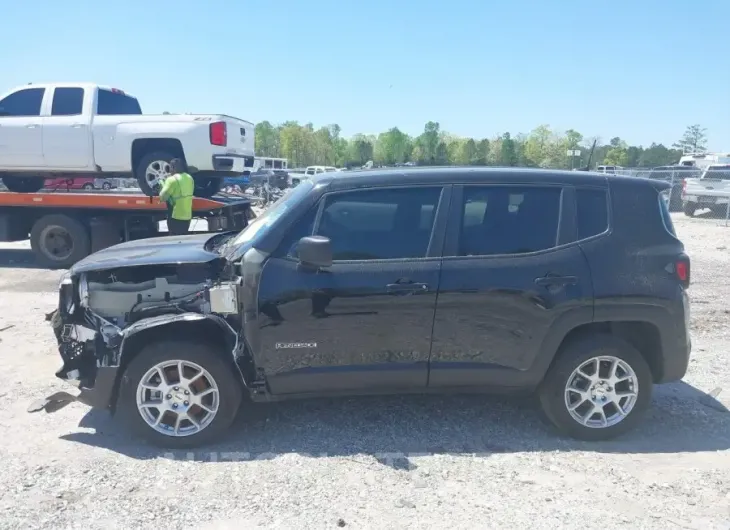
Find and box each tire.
[82,183,94,190]
[194,176,224,198]
[710,205,729,219]
[134,151,179,197]
[102,182,112,190]
[30,214,91,269]
[683,202,697,217]
[538,334,653,441]
[2,176,45,193]
[668,187,682,212]
[116,340,243,449]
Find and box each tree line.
[253,120,709,170]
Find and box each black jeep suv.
[36,167,692,447]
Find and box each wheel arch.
[539,318,665,385]
[130,138,185,172]
[110,313,246,412]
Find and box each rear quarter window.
[658,191,677,237]
[576,188,609,239]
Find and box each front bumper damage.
[28,300,123,415]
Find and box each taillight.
[209,121,227,146]
[681,179,687,196]
[675,256,690,288]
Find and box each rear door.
[41,87,94,169]
[256,185,450,395]
[429,183,594,388]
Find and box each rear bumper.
[683,194,730,205]
[211,154,255,175]
[656,291,692,384]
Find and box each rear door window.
[457,185,562,256]
[51,87,84,116]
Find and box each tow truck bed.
[0,190,255,268]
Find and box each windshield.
[221,179,315,257]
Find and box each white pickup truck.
[0,83,255,197]
[682,164,730,217]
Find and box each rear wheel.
[2,176,45,193]
[116,340,243,448]
[30,214,90,269]
[82,183,94,190]
[135,151,177,197]
[710,205,729,218]
[683,202,697,217]
[538,334,653,441]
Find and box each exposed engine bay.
[47,258,244,407]
[82,263,219,328]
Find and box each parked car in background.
[682,164,730,217]
[38,167,691,448]
[0,82,254,197]
[647,165,701,211]
[596,165,623,174]
[43,177,117,191]
[305,166,338,176]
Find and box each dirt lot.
[0,213,729,529]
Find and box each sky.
[2,0,729,151]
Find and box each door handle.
[386,282,429,294]
[71,124,84,128]
[26,124,39,129]
[534,275,578,286]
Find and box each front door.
[256,185,448,395]
[41,87,93,169]
[429,184,593,388]
[0,87,46,167]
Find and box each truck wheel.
[82,183,94,190]
[102,182,112,190]
[537,334,652,441]
[683,202,697,217]
[30,214,91,269]
[135,151,178,197]
[3,176,45,193]
[116,340,243,449]
[194,177,224,198]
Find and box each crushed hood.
[69,233,224,274]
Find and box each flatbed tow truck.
[0,188,255,268]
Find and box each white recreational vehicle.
[678,152,730,170]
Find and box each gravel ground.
[0,213,729,529]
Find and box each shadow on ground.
[0,248,45,269]
[61,380,729,468]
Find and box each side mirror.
[296,236,332,269]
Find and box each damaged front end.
[30,256,244,415]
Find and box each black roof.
[312,166,666,191]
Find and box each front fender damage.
[30,264,244,414]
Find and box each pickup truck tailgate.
[222,116,254,156]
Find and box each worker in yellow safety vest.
[159,158,194,236]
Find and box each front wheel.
[538,334,653,441]
[116,340,243,448]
